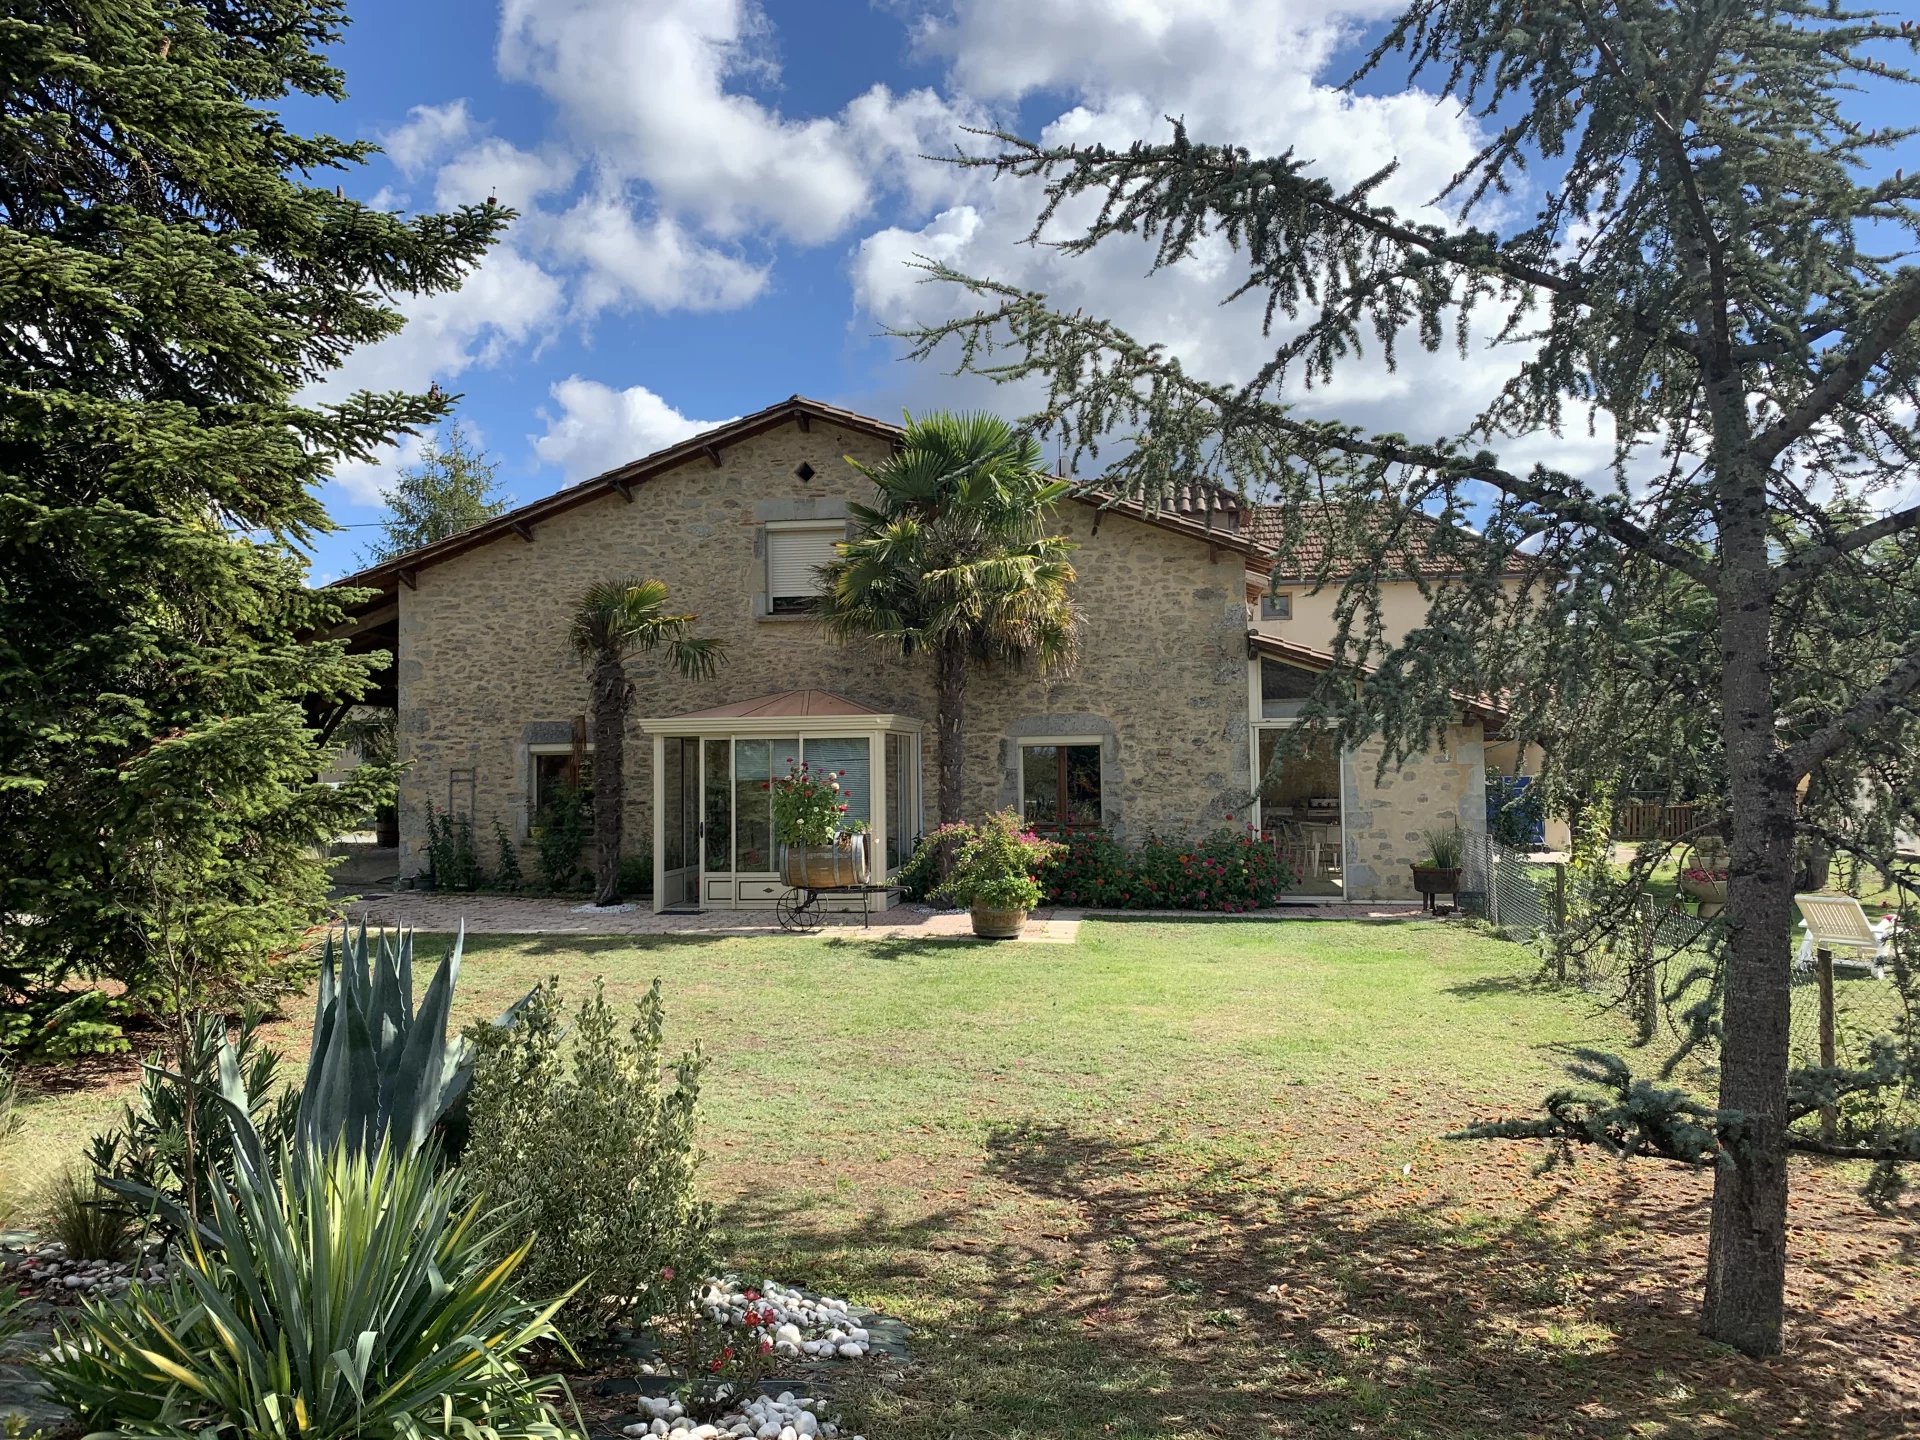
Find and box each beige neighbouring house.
[327,396,1543,907]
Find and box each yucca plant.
[41,1140,580,1440]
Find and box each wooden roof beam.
[703,443,723,468]
[511,519,536,543]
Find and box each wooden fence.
[1614,799,1700,841]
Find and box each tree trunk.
[1701,503,1796,1357]
[935,642,968,829]
[590,653,627,906]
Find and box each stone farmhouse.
[329,396,1531,908]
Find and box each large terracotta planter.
[780,837,865,888]
[971,905,1028,939]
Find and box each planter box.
[780,837,866,888]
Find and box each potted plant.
[771,762,864,886]
[1678,837,1730,916]
[933,811,1061,938]
[1410,824,1465,909]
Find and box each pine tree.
[901,1,1920,1356]
[362,421,509,563]
[0,2,507,1054]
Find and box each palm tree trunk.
[935,642,968,830]
[590,652,627,906]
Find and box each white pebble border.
[622,1279,885,1440]
[622,1390,862,1440]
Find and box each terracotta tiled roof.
[1249,503,1528,581]
[669,689,884,720]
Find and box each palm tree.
[569,579,726,906]
[820,411,1080,827]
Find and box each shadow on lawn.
[719,1123,1918,1440]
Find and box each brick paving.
[335,891,1425,941]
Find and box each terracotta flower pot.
[971,905,1029,939]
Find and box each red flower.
[744,1288,759,1302]
[708,1356,725,1372]
[660,1265,675,1281]
[759,1337,774,1355]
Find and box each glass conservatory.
[640,689,923,912]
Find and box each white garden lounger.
[1793,893,1897,978]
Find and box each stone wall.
[393,418,1256,878]
[1340,726,1488,901]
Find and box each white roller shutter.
[767,524,843,607]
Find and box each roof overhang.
[1249,630,1510,733]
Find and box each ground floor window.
[1019,740,1103,831]
[531,748,592,827]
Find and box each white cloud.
[326,429,429,510]
[432,135,577,213]
[533,378,733,482]
[495,0,979,244]
[550,191,770,314]
[383,100,476,176]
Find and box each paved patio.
[334,891,1425,942]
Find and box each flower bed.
[1041,827,1296,911]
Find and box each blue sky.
[296,2,1919,582]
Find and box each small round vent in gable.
[794,462,816,482]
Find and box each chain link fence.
[1460,833,1916,1141]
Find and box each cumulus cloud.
[550,192,770,314]
[496,0,979,244]
[533,378,734,483]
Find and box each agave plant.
[302,921,514,1161]
[41,1140,581,1440]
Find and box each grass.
[8,918,1917,1436]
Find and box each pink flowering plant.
[1041,825,1296,912]
[769,760,854,847]
[930,811,1062,911]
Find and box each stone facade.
[392,417,1257,880]
[1340,729,1488,901]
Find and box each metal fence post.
[1636,902,1657,1044]
[1552,862,1568,981]
[1489,847,1500,929]
[1817,947,1838,1142]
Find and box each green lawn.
[9,919,1915,1437]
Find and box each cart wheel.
[776,887,823,933]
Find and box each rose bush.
[769,761,854,847]
[1041,826,1296,911]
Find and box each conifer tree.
[362,421,509,563]
[902,1,1920,1355]
[0,2,507,1053]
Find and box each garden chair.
[1793,893,1897,979]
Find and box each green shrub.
[42,1167,131,1263]
[618,845,653,896]
[931,813,1060,911]
[0,1280,26,1352]
[1041,827,1296,911]
[425,805,482,890]
[87,1012,296,1243]
[464,978,709,1341]
[534,781,590,891]
[892,823,970,902]
[492,818,524,890]
[40,1141,580,1440]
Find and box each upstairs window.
[766,522,844,614]
[1020,740,1103,831]
[1260,592,1293,620]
